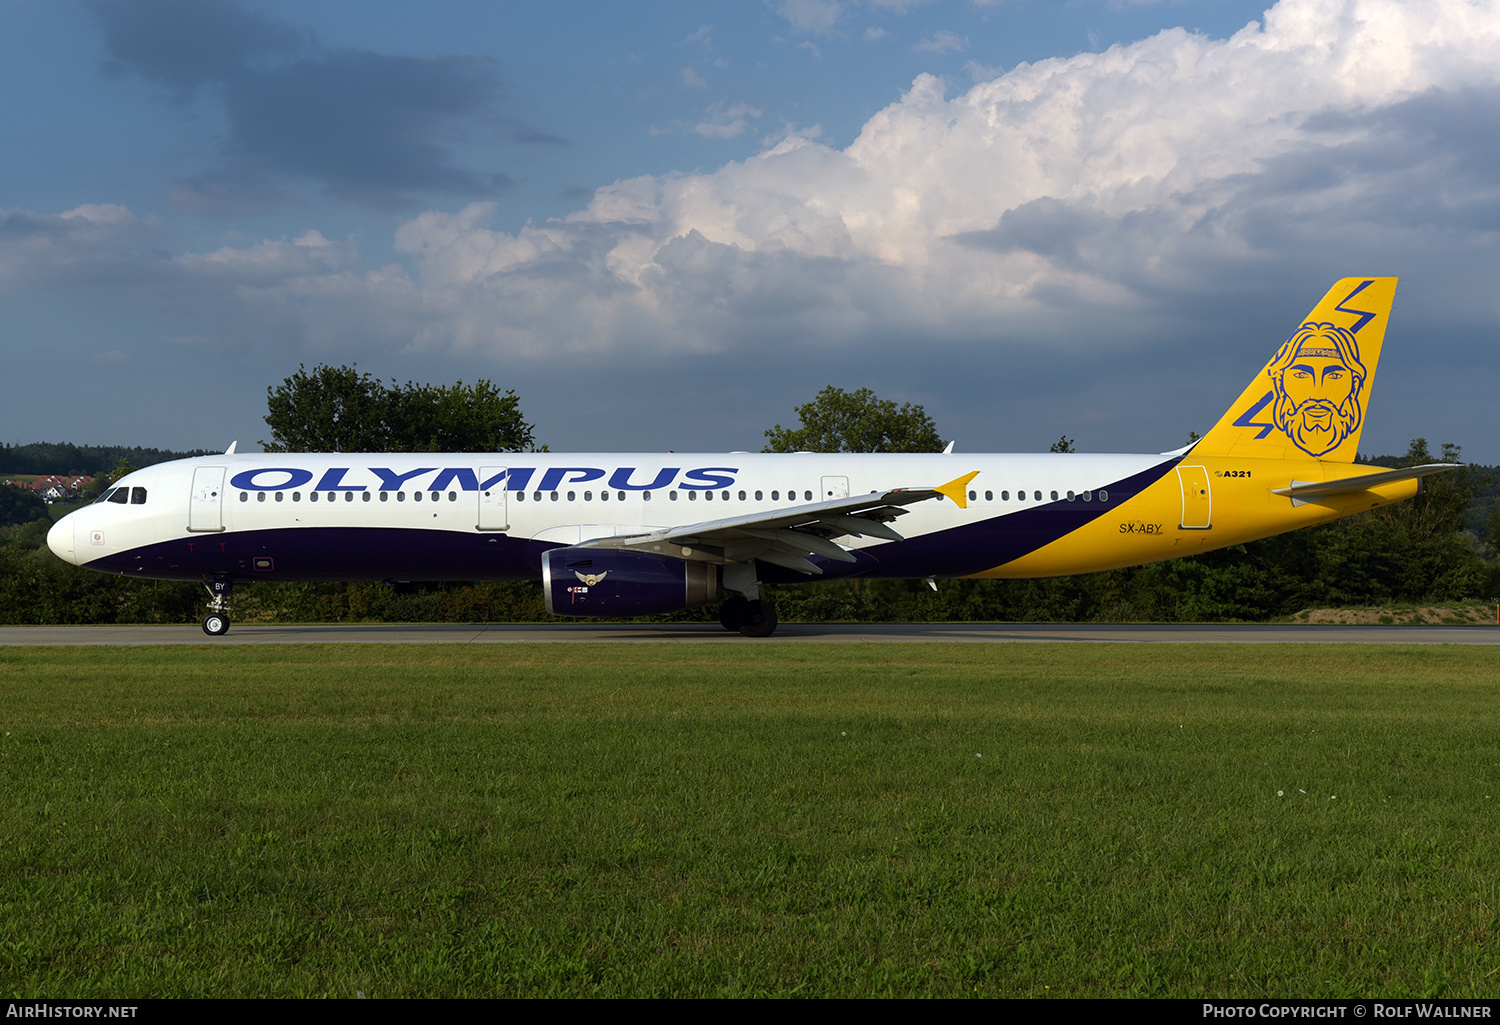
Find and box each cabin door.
[1176,465,1212,530]
[478,465,509,531]
[188,466,226,533]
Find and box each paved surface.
[3,623,1499,645]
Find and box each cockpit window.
[94,488,118,504]
[131,487,147,504]
[107,488,129,504]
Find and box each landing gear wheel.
[202,614,230,636]
[737,599,778,638]
[719,596,748,631]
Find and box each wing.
[577,471,978,575]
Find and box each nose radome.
[47,516,77,565]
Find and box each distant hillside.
[0,442,215,477]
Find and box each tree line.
[2,370,1497,625]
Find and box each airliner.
[47,278,1456,636]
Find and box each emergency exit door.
[478,465,508,531]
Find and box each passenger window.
[1001,491,1009,501]
[668,491,677,501]
[414,491,423,502]
[1034,491,1042,501]
[968,490,976,501]
[362,492,371,502]
[256,493,266,503]
[755,490,763,501]
[293,492,301,502]
[738,491,746,501]
[984,491,992,501]
[1018,490,1026,501]
[275,492,284,502]
[585,491,593,501]
[1066,491,1075,501]
[688,491,697,501]
[704,491,713,501]
[723,491,730,501]
[397,492,406,502]
[516,491,525,502]
[804,491,812,501]
[1083,491,1091,502]
[1100,490,1109,502]
[345,492,354,502]
[311,491,320,502]
[533,492,542,502]
[567,491,576,502]
[380,492,388,502]
[618,491,626,501]
[643,491,652,501]
[771,491,779,501]
[449,492,456,502]
[550,491,559,502]
[237,492,247,503]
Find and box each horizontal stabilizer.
[1271,463,1460,506]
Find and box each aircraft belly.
[82,526,542,582]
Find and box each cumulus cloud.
[0,204,158,293]
[32,0,1500,452]
[90,0,530,212]
[322,0,1500,364]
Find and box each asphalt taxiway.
[2,623,1498,645]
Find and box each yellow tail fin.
[1193,277,1397,462]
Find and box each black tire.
[737,600,777,638]
[202,614,230,636]
[718,595,748,631]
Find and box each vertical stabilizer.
[1193,278,1397,462]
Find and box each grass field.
[2,642,1498,998]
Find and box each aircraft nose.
[47,515,77,565]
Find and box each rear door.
[1176,465,1212,530]
[188,466,226,532]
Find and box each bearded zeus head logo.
[1266,322,1367,457]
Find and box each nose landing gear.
[201,577,233,636]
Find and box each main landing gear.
[201,576,232,636]
[717,594,778,637]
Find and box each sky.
[3,0,1499,461]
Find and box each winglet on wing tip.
[935,471,980,509]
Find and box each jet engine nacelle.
[542,547,717,617]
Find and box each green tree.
[0,484,48,528]
[763,386,944,453]
[261,364,537,453]
[1382,438,1476,540]
[1049,435,1075,453]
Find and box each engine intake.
[542,548,717,617]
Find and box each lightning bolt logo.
[1334,279,1378,334]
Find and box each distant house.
[21,475,94,502]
